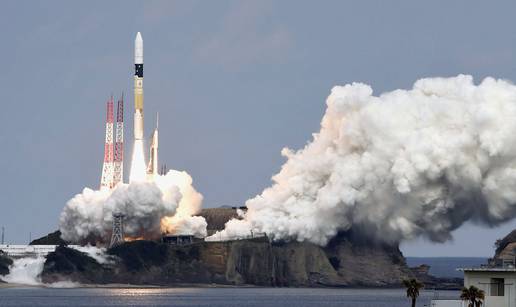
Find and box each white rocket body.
[134,32,144,141]
[135,32,143,65]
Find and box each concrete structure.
[432,259,516,307]
[162,235,194,245]
[0,245,80,258]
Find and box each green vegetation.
[402,278,424,307]
[460,286,485,307]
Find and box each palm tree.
[460,286,485,307]
[403,278,424,307]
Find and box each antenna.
[156,112,159,129]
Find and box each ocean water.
[406,257,487,278]
[0,287,459,307]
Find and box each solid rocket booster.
[147,114,159,177]
[134,32,144,140]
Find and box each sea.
[0,257,483,306]
[0,287,459,307]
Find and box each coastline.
[0,282,262,289]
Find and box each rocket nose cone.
[135,32,143,64]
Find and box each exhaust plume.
[129,139,147,183]
[209,75,516,245]
[59,170,205,243]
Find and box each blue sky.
[1,0,516,256]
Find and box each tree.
[460,286,485,307]
[403,278,424,307]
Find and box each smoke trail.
[59,170,205,243]
[209,75,516,245]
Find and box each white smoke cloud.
[60,170,205,243]
[2,256,46,285]
[210,75,516,245]
[1,246,107,287]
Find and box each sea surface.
[406,257,487,278]
[0,287,459,307]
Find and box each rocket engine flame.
[129,140,147,183]
[208,75,516,246]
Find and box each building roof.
[459,267,516,272]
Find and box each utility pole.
[1,227,4,244]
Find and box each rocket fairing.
[134,32,144,141]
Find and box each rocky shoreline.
[35,234,460,288]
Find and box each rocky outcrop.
[409,264,462,289]
[34,208,417,287]
[42,245,107,284]
[323,232,410,287]
[30,230,67,245]
[40,233,413,287]
[494,229,516,260]
[0,251,12,276]
[198,208,240,236]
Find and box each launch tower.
[100,97,114,188]
[100,95,124,188]
[113,95,124,186]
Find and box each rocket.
[134,32,144,141]
[147,113,159,178]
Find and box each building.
[0,244,80,258]
[162,235,194,245]
[432,257,516,307]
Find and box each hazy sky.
[1,0,516,256]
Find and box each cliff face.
[41,234,412,287]
[42,246,108,284]
[495,229,516,259]
[30,230,67,245]
[0,251,12,277]
[35,208,413,287]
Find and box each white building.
[432,259,516,307]
[0,244,80,258]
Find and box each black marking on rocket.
[135,64,143,77]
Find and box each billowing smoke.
[1,246,109,287]
[60,170,205,243]
[209,75,516,245]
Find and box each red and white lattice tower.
[113,94,124,186]
[100,97,115,189]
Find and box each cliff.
[494,229,516,259]
[34,207,417,287]
[0,251,12,277]
[30,230,67,245]
[40,233,413,287]
[42,245,107,284]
